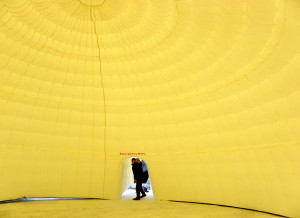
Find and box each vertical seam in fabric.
[90,6,107,198]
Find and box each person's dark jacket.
[141,160,149,183]
[142,170,149,183]
[132,162,143,180]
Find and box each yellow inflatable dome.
[0,0,299,217]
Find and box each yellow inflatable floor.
[0,0,299,217]
[0,199,280,218]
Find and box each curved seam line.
[168,200,290,218]
[90,6,107,198]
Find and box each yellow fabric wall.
[0,0,299,217]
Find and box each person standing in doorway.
[137,158,149,193]
[131,158,146,200]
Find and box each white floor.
[120,188,154,200]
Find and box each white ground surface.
[0,199,279,218]
[120,187,154,200]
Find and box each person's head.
[136,158,141,163]
[131,158,136,164]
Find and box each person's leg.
[134,180,141,199]
[139,180,146,197]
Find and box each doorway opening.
[120,157,154,199]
